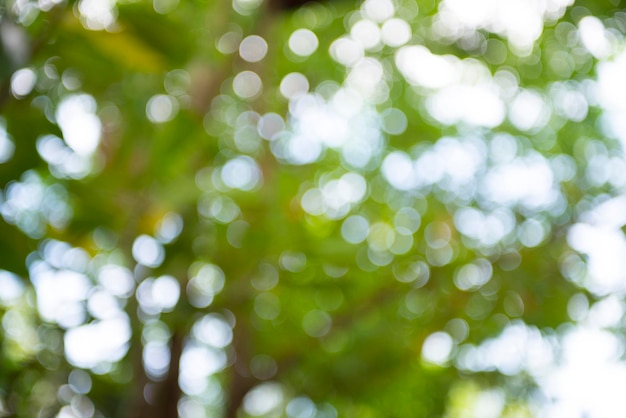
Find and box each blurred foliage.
[0,0,625,417]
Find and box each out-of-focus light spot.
[146,94,178,124]
[88,290,122,320]
[568,221,626,296]
[456,321,553,376]
[315,286,344,311]
[381,18,411,47]
[581,196,626,230]
[394,207,421,235]
[341,165,369,198]
[0,270,24,306]
[381,108,407,135]
[30,263,90,328]
[587,296,623,328]
[560,252,586,288]
[78,0,117,31]
[179,343,226,394]
[1,309,38,355]
[136,279,159,314]
[289,29,318,57]
[395,46,460,89]
[234,114,262,153]
[151,275,180,311]
[504,291,524,317]
[144,341,170,378]
[143,320,170,345]
[391,235,414,256]
[550,83,588,122]
[540,326,626,418]
[239,35,268,63]
[280,73,309,100]
[257,113,284,140]
[193,314,232,348]
[382,151,415,190]
[250,354,277,380]
[426,245,454,266]
[485,38,508,65]
[232,0,262,16]
[301,172,367,219]
[300,188,323,216]
[155,212,183,244]
[153,0,179,14]
[351,19,381,50]
[62,69,82,91]
[578,16,611,59]
[454,259,492,292]
[39,0,65,12]
[518,217,548,247]
[132,235,165,268]
[164,69,191,96]
[345,58,384,100]
[489,133,517,163]
[2,171,72,235]
[59,397,95,418]
[243,383,283,416]
[368,247,393,266]
[36,134,91,179]
[425,138,484,189]
[178,396,208,418]
[341,215,369,244]
[68,369,92,394]
[478,390,506,418]
[445,318,470,343]
[425,221,451,249]
[367,222,395,252]
[186,263,225,308]
[422,332,453,366]
[221,156,262,191]
[393,260,429,285]
[323,265,348,278]
[292,95,348,148]
[42,239,89,272]
[427,84,505,128]
[454,207,515,248]
[498,250,522,271]
[329,37,364,67]
[0,124,15,164]
[56,94,101,156]
[64,316,131,369]
[436,0,573,53]
[10,1,34,26]
[254,292,281,320]
[302,309,332,337]
[481,153,556,210]
[596,51,626,146]
[217,31,242,55]
[286,397,317,418]
[549,50,575,79]
[10,68,36,98]
[233,71,262,100]
[493,68,518,99]
[447,385,505,418]
[98,264,134,298]
[361,0,394,23]
[251,263,279,291]
[508,90,551,131]
[281,91,382,167]
[279,251,306,272]
[198,194,240,224]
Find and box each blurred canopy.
[2,0,626,417]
